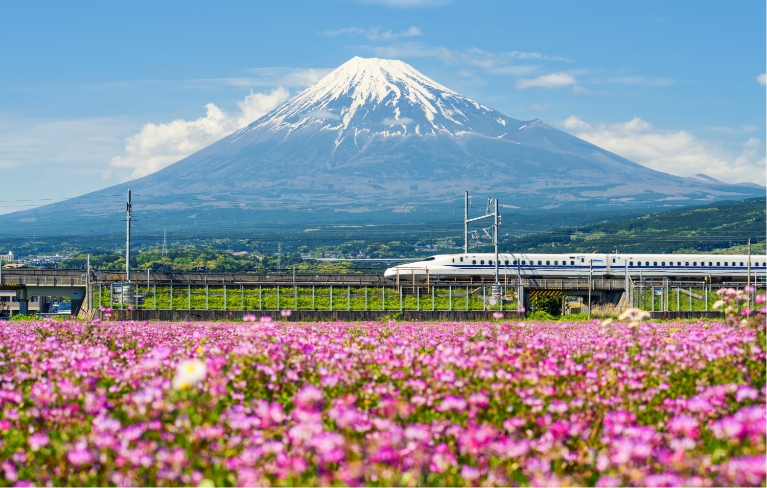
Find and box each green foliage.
[502,197,766,254]
[9,314,39,321]
[530,295,562,317]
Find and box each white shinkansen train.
[383,253,767,281]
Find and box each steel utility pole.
[126,188,132,283]
[588,258,594,320]
[494,198,500,286]
[464,191,469,253]
[463,193,502,302]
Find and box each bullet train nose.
[383,267,397,278]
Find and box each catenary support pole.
[125,189,132,284]
[464,191,469,254]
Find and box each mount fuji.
[2,56,762,234]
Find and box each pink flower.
[67,448,93,466]
[259,316,272,323]
[437,395,467,412]
[735,386,758,402]
[294,384,324,411]
[28,433,49,451]
[492,312,504,319]
[461,465,481,481]
[711,417,745,440]
[280,309,292,317]
[243,313,257,322]
[668,414,698,438]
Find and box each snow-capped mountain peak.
[238,56,512,139]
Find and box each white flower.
[712,300,725,310]
[172,359,207,390]
[618,308,651,322]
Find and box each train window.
[571,261,574,265]
[685,262,689,266]
[504,260,509,265]
[423,257,435,261]
[538,260,542,265]
[740,262,743,266]
[653,262,657,266]
[554,260,559,265]
[472,260,476,264]
[460,257,463,262]
[489,260,493,265]
[546,261,550,265]
[709,262,712,266]
[522,260,526,265]
[630,261,634,266]
[612,258,615,263]
[724,262,728,266]
[513,260,517,265]
[581,258,584,263]
[662,262,665,266]
[716,262,720,266]
[480,260,485,265]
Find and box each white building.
[0,251,13,262]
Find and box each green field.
[94,284,515,312]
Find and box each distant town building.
[0,251,14,262]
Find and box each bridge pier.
[16,287,28,315]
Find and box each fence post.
[188,281,191,310]
[206,281,209,310]
[399,286,403,311]
[449,285,452,311]
[347,286,350,311]
[242,284,245,311]
[259,285,262,311]
[312,285,315,310]
[466,285,469,311]
[170,281,173,310]
[294,284,298,311]
[364,286,368,311]
[276,285,279,311]
[417,286,420,311]
[330,285,333,311]
[431,285,435,311]
[153,283,156,310]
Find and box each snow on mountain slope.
[233,56,519,142]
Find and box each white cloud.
[758,73,766,86]
[110,87,290,179]
[517,73,577,89]
[320,26,422,40]
[308,109,340,120]
[382,117,414,125]
[559,116,766,184]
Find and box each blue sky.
[0,0,764,213]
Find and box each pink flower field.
[0,302,764,485]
